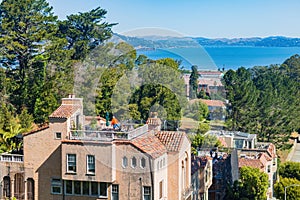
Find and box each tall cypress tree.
[189,65,199,99]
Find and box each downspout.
[62,180,65,200]
[149,157,154,200]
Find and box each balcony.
[182,185,193,200]
[0,153,24,162]
[69,124,148,141]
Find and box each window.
[141,158,146,168]
[100,182,107,197]
[267,165,271,173]
[3,176,10,198]
[67,154,76,173]
[55,132,61,139]
[27,178,34,200]
[51,179,62,194]
[87,155,95,174]
[65,180,72,194]
[64,181,107,196]
[131,157,137,168]
[143,186,151,200]
[91,182,98,196]
[112,185,119,200]
[159,181,163,199]
[82,182,89,195]
[74,181,81,195]
[122,156,128,168]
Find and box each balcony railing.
[69,124,148,141]
[0,153,23,162]
[182,185,193,200]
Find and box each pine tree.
[0,0,58,112]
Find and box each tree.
[225,166,269,200]
[223,58,300,149]
[58,7,116,60]
[0,116,25,153]
[184,101,209,121]
[0,0,58,112]
[274,177,300,200]
[190,134,220,154]
[279,162,300,181]
[189,65,199,99]
[130,58,187,121]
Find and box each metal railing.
[0,153,23,162]
[70,124,148,141]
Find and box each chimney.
[62,94,82,107]
[147,112,161,131]
[61,94,83,116]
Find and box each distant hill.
[113,34,300,48]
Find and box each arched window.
[160,160,162,168]
[141,157,146,168]
[27,178,34,200]
[122,156,128,168]
[14,173,25,199]
[131,157,137,168]
[3,176,10,198]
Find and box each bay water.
[137,46,300,70]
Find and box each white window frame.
[99,182,108,198]
[131,157,137,168]
[122,156,128,168]
[55,132,62,139]
[112,184,118,194]
[51,178,62,194]
[87,155,95,175]
[67,154,76,173]
[143,186,151,200]
[65,180,73,195]
[140,157,146,168]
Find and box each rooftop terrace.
[69,124,149,141]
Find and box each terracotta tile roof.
[49,105,81,118]
[259,152,272,165]
[198,78,223,87]
[132,132,167,159]
[155,131,185,152]
[23,124,49,136]
[198,71,222,75]
[239,158,265,171]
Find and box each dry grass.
[180,117,198,132]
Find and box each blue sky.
[47,0,300,38]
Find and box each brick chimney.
[146,112,161,131]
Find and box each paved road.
[290,143,300,162]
